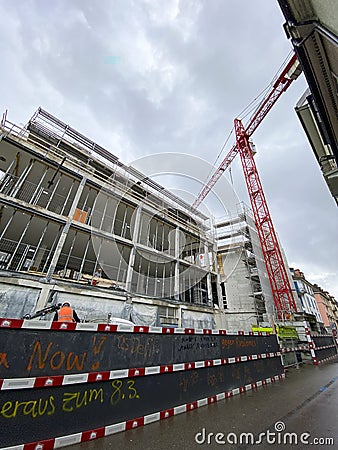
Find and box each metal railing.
[0,175,74,216]
[0,237,129,287]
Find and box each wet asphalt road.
[71,360,338,450]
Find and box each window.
[158,306,178,326]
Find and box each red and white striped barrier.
[0,318,270,336]
[281,344,309,353]
[304,327,318,365]
[304,327,338,365]
[0,351,281,391]
[317,354,338,365]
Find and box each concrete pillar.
[203,242,213,306]
[34,286,53,311]
[206,273,212,306]
[125,206,142,293]
[174,227,180,300]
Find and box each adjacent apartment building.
[278,0,338,205]
[312,283,338,332]
[290,268,324,332]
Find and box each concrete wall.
[221,249,258,332]
[0,284,40,319]
[0,273,216,329]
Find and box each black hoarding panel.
[315,346,337,362]
[311,335,338,363]
[0,357,283,448]
[312,335,336,348]
[0,329,279,378]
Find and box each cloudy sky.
[0,0,337,299]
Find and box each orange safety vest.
[57,306,74,322]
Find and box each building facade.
[279,0,338,205]
[215,203,276,331]
[0,108,220,328]
[312,283,338,332]
[291,268,324,332]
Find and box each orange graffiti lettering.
[0,353,9,369]
[221,339,235,349]
[50,351,65,370]
[26,341,53,371]
[26,341,87,373]
[66,352,87,371]
[91,336,106,370]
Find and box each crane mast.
[235,119,297,319]
[193,53,301,318]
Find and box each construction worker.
[53,302,81,323]
[91,267,102,286]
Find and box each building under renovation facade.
[0,108,220,328]
[0,108,310,333]
[215,204,275,331]
[215,204,302,332]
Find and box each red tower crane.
[193,53,302,319]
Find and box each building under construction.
[0,108,320,333]
[0,108,220,328]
